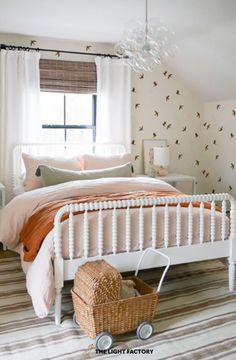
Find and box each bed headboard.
[12,142,126,190]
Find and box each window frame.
[41,93,97,142]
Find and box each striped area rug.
[0,256,236,360]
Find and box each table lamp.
[153,146,170,176]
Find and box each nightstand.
[154,173,197,194]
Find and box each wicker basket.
[73,260,122,305]
[72,276,158,339]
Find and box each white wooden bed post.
[54,206,67,326]
[229,195,236,291]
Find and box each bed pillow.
[36,162,133,187]
[22,153,83,191]
[80,153,133,170]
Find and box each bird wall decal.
[196,112,201,118]
[135,103,140,109]
[216,104,221,110]
[232,110,236,116]
[231,163,235,169]
[135,155,139,160]
[139,126,143,131]
[153,132,157,137]
[166,95,170,101]
[182,126,187,132]
[30,40,36,46]
[215,155,220,160]
[195,160,200,166]
[163,71,168,77]
[178,154,183,159]
[179,105,184,110]
[175,139,180,145]
[167,74,173,79]
[230,133,234,138]
[213,140,216,145]
[162,121,167,127]
[139,74,144,79]
[176,90,180,95]
[154,111,159,117]
[86,45,92,51]
[195,133,199,138]
[131,140,136,145]
[219,126,223,132]
[153,81,158,87]
[131,87,136,93]
[167,124,172,129]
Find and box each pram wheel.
[136,321,153,340]
[95,332,113,350]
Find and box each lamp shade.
[153,146,170,167]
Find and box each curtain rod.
[0,43,119,58]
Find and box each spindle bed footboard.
[53,193,236,325]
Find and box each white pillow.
[22,152,83,191]
[80,153,133,170]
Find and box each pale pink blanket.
[0,177,228,317]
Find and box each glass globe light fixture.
[114,0,177,72]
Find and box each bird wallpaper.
[131,66,204,193]
[202,99,236,196]
[131,67,236,197]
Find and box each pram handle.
[135,248,171,293]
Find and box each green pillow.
[36,162,133,187]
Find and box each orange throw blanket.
[20,190,212,262]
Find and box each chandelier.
[114,0,177,72]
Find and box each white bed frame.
[13,144,236,326]
[53,193,236,325]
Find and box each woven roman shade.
[40,59,97,94]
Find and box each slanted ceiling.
[0,0,236,101]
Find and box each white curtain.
[0,50,41,201]
[95,57,131,152]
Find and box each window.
[39,59,97,143]
[40,92,96,143]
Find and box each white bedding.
[0,177,228,318]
